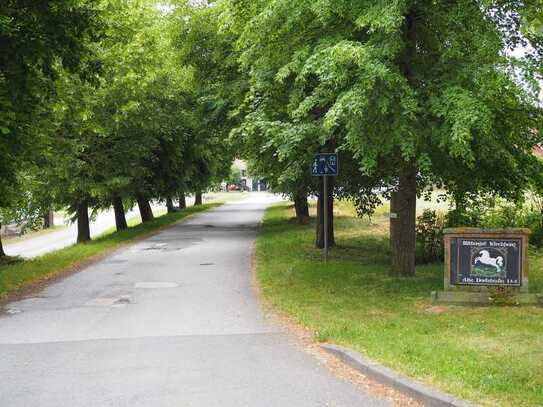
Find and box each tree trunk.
[137,195,154,223]
[43,210,54,229]
[390,163,417,276]
[316,177,335,248]
[178,192,186,209]
[194,192,203,206]
[294,191,309,224]
[112,194,128,232]
[77,200,91,243]
[166,197,176,213]
[388,9,418,276]
[0,224,5,257]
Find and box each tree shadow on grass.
[301,233,442,298]
[261,204,445,298]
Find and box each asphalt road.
[0,194,389,407]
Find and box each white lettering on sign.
[461,240,517,248]
[389,213,398,219]
[489,241,517,248]
[462,240,487,247]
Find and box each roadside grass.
[0,203,220,300]
[256,202,543,407]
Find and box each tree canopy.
[0,0,238,251]
[223,0,543,274]
[1,0,542,275]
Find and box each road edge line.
[321,343,480,407]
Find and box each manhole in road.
[135,282,179,289]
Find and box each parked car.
[0,224,22,237]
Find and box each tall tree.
[170,1,244,199]
[229,0,543,276]
[0,0,105,254]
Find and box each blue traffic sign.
[312,153,338,176]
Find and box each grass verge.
[256,202,543,407]
[0,203,220,301]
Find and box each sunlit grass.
[256,202,543,407]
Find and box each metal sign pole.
[323,175,329,261]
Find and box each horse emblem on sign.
[470,248,507,278]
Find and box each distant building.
[233,159,268,192]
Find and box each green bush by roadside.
[415,195,543,264]
[447,196,543,247]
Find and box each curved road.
[0,195,389,406]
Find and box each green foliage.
[0,0,106,211]
[2,0,543,264]
[447,194,543,248]
[520,2,543,38]
[169,1,243,194]
[415,209,445,264]
[12,0,238,232]
[226,0,543,220]
[227,165,241,186]
[0,194,44,235]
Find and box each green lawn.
[0,203,221,300]
[256,202,543,407]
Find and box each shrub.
[446,195,543,248]
[416,209,445,264]
[415,193,543,266]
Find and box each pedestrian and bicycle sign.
[311,153,339,262]
[311,153,338,176]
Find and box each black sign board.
[450,237,522,287]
